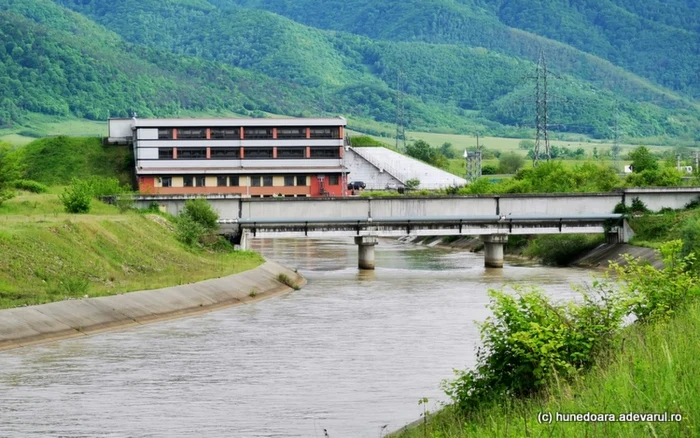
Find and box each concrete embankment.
[398,236,662,269]
[0,261,305,351]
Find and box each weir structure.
[115,187,700,270]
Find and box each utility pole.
[395,71,407,152]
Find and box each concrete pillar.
[355,236,378,270]
[481,234,508,269]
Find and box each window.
[329,175,339,185]
[277,147,305,159]
[309,127,339,139]
[210,148,240,159]
[284,176,295,186]
[310,147,340,159]
[178,128,206,139]
[196,176,206,187]
[158,129,173,139]
[263,176,273,187]
[284,194,295,197]
[158,148,174,159]
[184,176,194,187]
[210,128,240,139]
[263,195,272,198]
[230,176,240,187]
[251,176,261,187]
[245,147,274,159]
[217,176,228,187]
[161,177,172,187]
[277,127,305,139]
[296,175,307,186]
[244,128,273,139]
[178,148,207,159]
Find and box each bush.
[612,240,699,323]
[630,197,649,214]
[481,164,498,175]
[405,179,420,190]
[59,179,93,213]
[498,152,525,174]
[182,198,219,231]
[11,179,49,193]
[175,214,206,247]
[444,285,625,411]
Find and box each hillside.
[1,0,698,141]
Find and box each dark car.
[347,181,366,190]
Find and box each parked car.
[347,181,366,190]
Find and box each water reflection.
[0,238,590,437]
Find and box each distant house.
[108,117,348,197]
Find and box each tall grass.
[393,299,699,437]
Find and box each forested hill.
[1,0,699,141]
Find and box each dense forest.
[1,0,698,140]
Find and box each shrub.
[612,240,699,323]
[277,273,300,290]
[498,152,525,174]
[11,179,48,193]
[444,285,625,411]
[59,179,93,213]
[481,164,499,175]
[175,214,206,247]
[630,197,649,214]
[405,179,420,190]
[182,199,219,231]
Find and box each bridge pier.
[481,234,508,268]
[355,236,378,270]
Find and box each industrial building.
[108,117,348,197]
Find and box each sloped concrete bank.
[0,261,305,351]
[397,236,661,268]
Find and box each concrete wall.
[499,195,621,215]
[0,261,305,351]
[344,148,403,190]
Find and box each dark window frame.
[244,128,273,139]
[244,147,274,159]
[178,128,207,139]
[277,147,306,159]
[183,176,194,187]
[177,147,207,160]
[161,177,172,187]
[195,176,206,187]
[217,176,228,187]
[210,128,240,139]
[250,176,261,187]
[309,147,340,159]
[158,129,173,140]
[284,176,295,186]
[263,176,273,187]
[210,148,241,159]
[158,148,174,160]
[309,127,340,139]
[329,175,339,185]
[296,175,307,186]
[276,127,306,139]
[230,176,240,187]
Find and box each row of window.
[158,175,339,188]
[157,147,341,160]
[157,127,340,140]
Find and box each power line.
[533,50,550,166]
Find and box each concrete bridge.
[124,187,699,269]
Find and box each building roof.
[351,147,467,189]
[110,117,346,128]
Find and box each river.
[0,238,592,437]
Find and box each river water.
[0,238,592,437]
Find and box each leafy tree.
[629,146,659,173]
[59,179,93,213]
[498,152,525,174]
[518,140,534,150]
[440,142,455,159]
[0,142,22,205]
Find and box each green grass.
[393,299,700,438]
[18,136,133,186]
[0,193,263,309]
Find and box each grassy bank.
[393,299,699,437]
[0,192,263,309]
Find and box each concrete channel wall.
[0,261,305,351]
